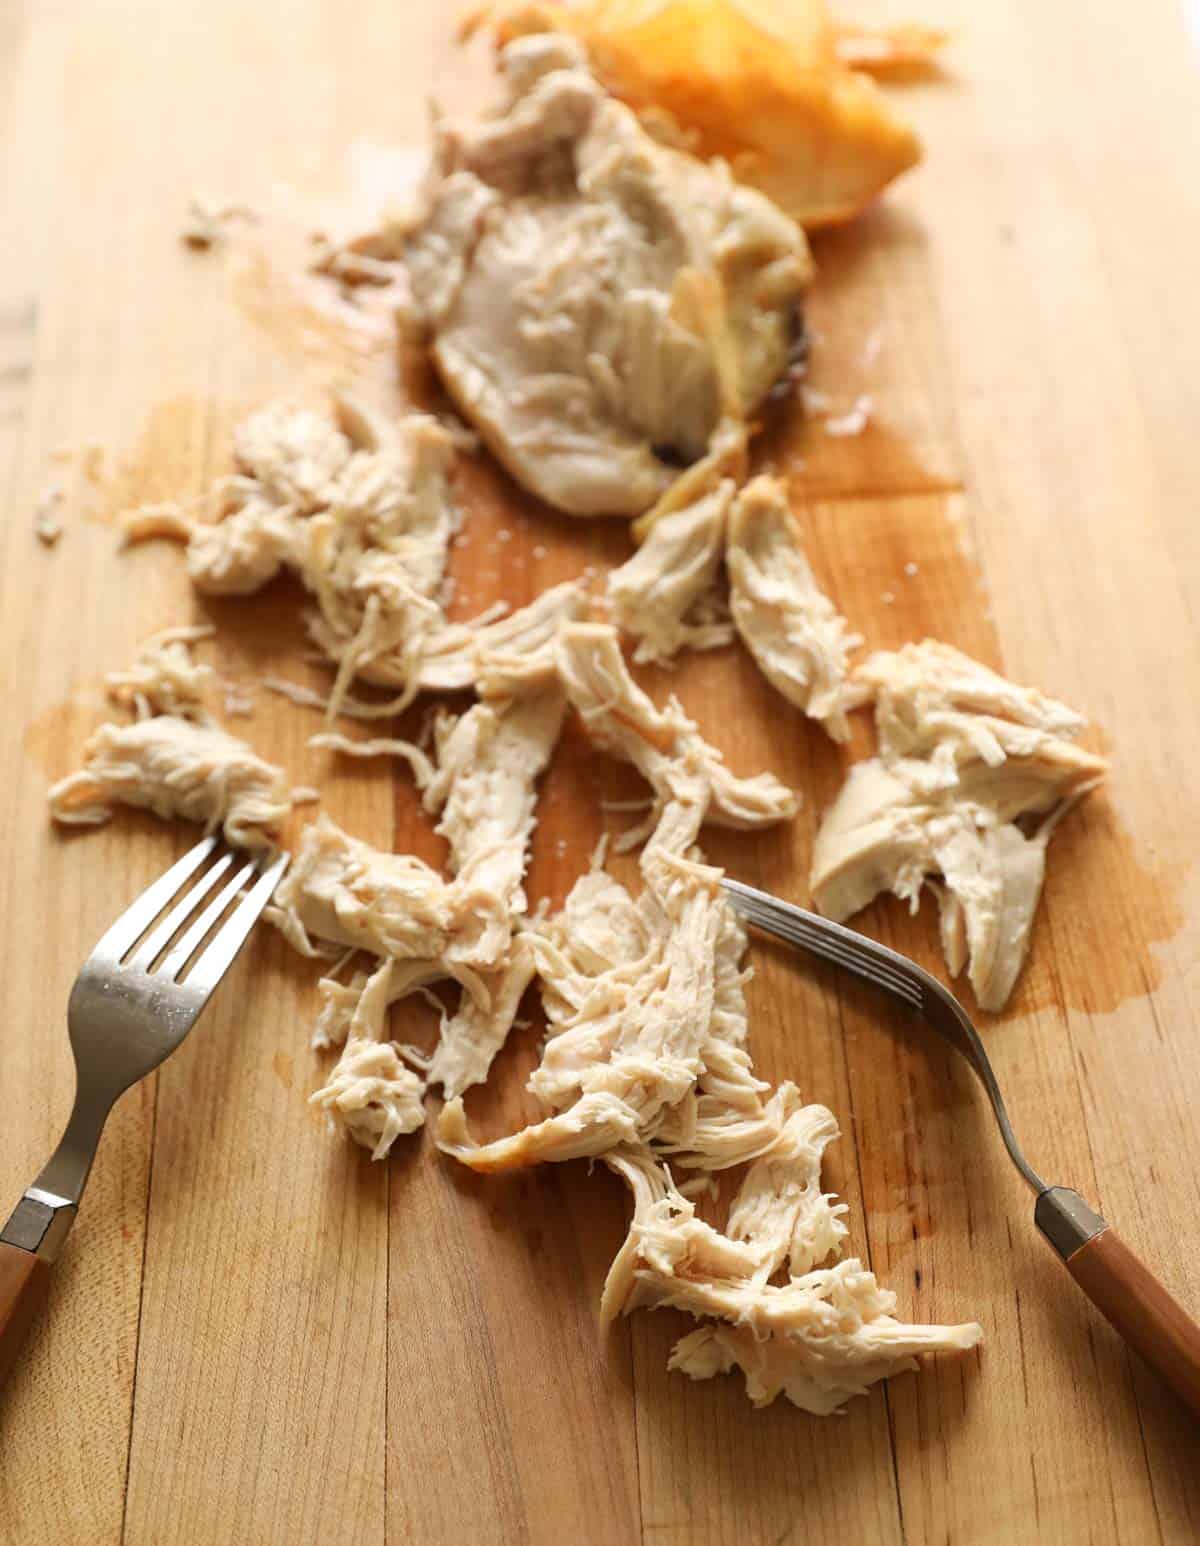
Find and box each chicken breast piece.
[812,643,1108,1010]
[48,717,290,849]
[726,475,865,741]
[403,33,811,517]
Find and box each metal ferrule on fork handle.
[1035,1187,1108,1260]
[1,1190,78,1264]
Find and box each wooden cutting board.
[1,2,1199,1542]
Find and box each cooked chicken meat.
[812,642,1108,1009]
[124,397,464,713]
[605,431,743,665]
[48,717,290,849]
[436,621,799,1171]
[862,638,1089,771]
[726,476,865,741]
[310,1035,426,1160]
[422,685,566,958]
[556,620,798,848]
[608,466,864,742]
[436,828,743,1171]
[269,653,566,1154]
[435,625,979,1407]
[401,33,811,517]
[268,815,457,963]
[103,624,218,723]
[602,1146,978,1415]
[122,398,600,718]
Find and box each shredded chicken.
[269,652,566,1153]
[812,641,1108,1009]
[435,621,979,1409]
[310,1035,426,1159]
[602,1146,978,1415]
[400,32,811,517]
[556,619,798,849]
[436,620,796,1171]
[47,717,290,849]
[34,482,64,545]
[123,396,465,715]
[606,428,744,665]
[122,398,599,717]
[103,624,218,723]
[48,627,289,848]
[726,476,865,741]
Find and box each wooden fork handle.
[1037,1187,1200,1413]
[1065,1226,1200,1412]
[0,1242,52,1386]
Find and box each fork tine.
[169,850,289,994]
[746,906,921,1005]
[90,835,221,962]
[157,855,261,981]
[125,850,237,971]
[721,879,924,1010]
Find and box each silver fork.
[0,835,288,1384]
[721,876,1200,1414]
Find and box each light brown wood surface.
[1,1,1199,1542]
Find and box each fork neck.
[33,1085,118,1206]
[0,1088,117,1263]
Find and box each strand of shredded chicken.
[811,641,1108,1009]
[725,475,866,741]
[605,422,746,664]
[555,618,798,849]
[48,628,292,849]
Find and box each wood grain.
[1,1,1199,1543]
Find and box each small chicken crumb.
[881,591,896,605]
[223,681,256,718]
[181,196,259,251]
[904,561,920,577]
[823,394,873,438]
[34,483,64,546]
